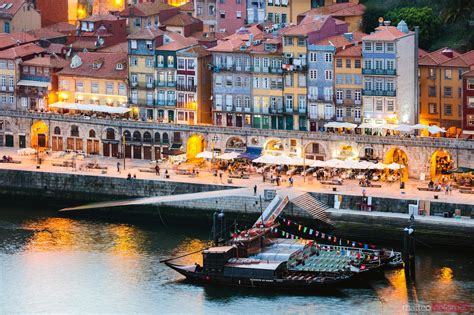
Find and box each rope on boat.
[159,247,208,263]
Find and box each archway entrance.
[304,142,325,160]
[430,150,453,180]
[186,134,205,159]
[226,136,246,152]
[264,139,284,155]
[31,121,48,149]
[384,148,408,181]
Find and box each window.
[386,42,394,52]
[428,86,436,97]
[167,56,174,67]
[444,104,452,116]
[444,87,452,97]
[215,94,223,107]
[375,79,383,91]
[429,68,435,78]
[336,58,342,68]
[236,76,242,87]
[30,67,36,75]
[197,5,203,15]
[130,57,138,67]
[364,42,372,51]
[355,59,361,69]
[146,40,153,50]
[387,80,394,91]
[157,55,164,67]
[8,94,13,104]
[375,42,383,52]
[298,74,306,87]
[468,79,474,90]
[187,59,195,70]
[284,37,293,46]
[215,75,222,86]
[130,40,137,49]
[444,69,452,79]
[345,90,352,99]
[386,100,394,112]
[324,53,333,63]
[336,90,343,100]
[354,75,362,85]
[324,70,333,80]
[458,87,462,98]
[236,11,241,18]
[178,58,185,70]
[375,99,383,111]
[354,107,361,119]
[298,95,306,111]
[284,74,292,87]
[146,58,154,68]
[468,115,474,127]
[244,97,250,109]
[70,125,79,137]
[76,81,84,92]
[386,60,394,70]
[355,90,361,101]
[309,52,317,62]
[468,97,474,108]
[346,59,351,68]
[285,95,293,111]
[226,76,232,87]
[309,70,317,79]
[364,60,372,69]
[54,127,61,135]
[364,79,372,90]
[297,37,305,46]
[336,107,343,119]
[429,103,437,114]
[336,74,343,84]
[375,60,383,70]
[118,83,126,96]
[88,81,97,93]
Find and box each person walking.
[155,164,160,176]
[117,162,121,173]
[219,171,223,183]
[253,185,257,196]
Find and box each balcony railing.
[336,99,343,104]
[270,106,283,114]
[362,69,396,75]
[308,95,332,102]
[362,90,396,97]
[176,84,197,92]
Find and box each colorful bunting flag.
[309,229,313,235]
[303,227,307,233]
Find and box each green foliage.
[362,5,386,35]
[385,7,441,49]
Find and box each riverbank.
[0,168,473,248]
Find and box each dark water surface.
[0,205,472,314]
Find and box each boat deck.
[292,250,352,273]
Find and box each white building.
[361,21,416,125]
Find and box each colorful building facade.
[462,69,474,134]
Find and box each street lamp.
[302,141,311,182]
[211,135,218,169]
[122,133,126,170]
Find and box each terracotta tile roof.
[282,15,331,36]
[127,27,165,40]
[98,42,128,53]
[178,2,194,12]
[162,12,201,27]
[71,39,101,50]
[28,27,65,40]
[363,25,413,41]
[335,44,361,57]
[191,31,226,42]
[441,50,474,68]
[43,22,77,35]
[81,14,123,22]
[301,2,365,19]
[462,69,474,77]
[58,52,128,80]
[178,45,210,57]
[22,55,67,68]
[0,32,37,50]
[45,43,66,55]
[159,31,197,51]
[418,47,461,66]
[119,2,175,17]
[314,31,366,47]
[0,0,26,17]
[0,43,44,59]
[208,24,266,52]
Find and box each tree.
[362,5,387,35]
[441,0,473,23]
[385,7,441,49]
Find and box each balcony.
[282,64,307,72]
[215,105,222,111]
[298,107,307,114]
[167,100,177,106]
[362,90,396,97]
[270,106,283,114]
[355,99,361,105]
[167,81,176,88]
[270,67,283,74]
[336,99,343,105]
[146,82,154,89]
[157,99,166,106]
[176,84,197,92]
[226,105,233,111]
[362,69,396,75]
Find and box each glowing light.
[59,92,69,100]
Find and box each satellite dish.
[378,17,384,23]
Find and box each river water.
[0,204,472,314]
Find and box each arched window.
[365,147,374,159]
[132,131,141,142]
[154,132,161,144]
[89,129,96,138]
[71,125,79,137]
[162,132,169,144]
[106,128,115,140]
[53,127,61,135]
[143,131,152,143]
[123,130,131,141]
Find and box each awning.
[162,148,185,156]
[49,102,131,114]
[170,143,182,149]
[17,80,50,88]
[240,147,262,160]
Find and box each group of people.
[428,176,452,194]
[1,155,13,163]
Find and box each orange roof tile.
[363,25,413,41]
[127,27,165,40]
[315,31,366,47]
[336,44,361,57]
[162,12,201,27]
[28,27,65,40]
[0,0,27,16]
[81,14,124,22]
[178,2,194,12]
[58,52,128,80]
[0,43,44,59]
[0,32,37,50]
[418,47,461,66]
[301,2,365,18]
[120,2,175,17]
[22,55,67,68]
[442,50,474,68]
[159,31,197,51]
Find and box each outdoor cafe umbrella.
[394,124,413,132]
[357,122,376,129]
[412,123,429,130]
[427,125,446,134]
[323,159,343,168]
[310,160,326,167]
[369,163,387,170]
[324,122,358,129]
[386,162,406,170]
[196,151,214,159]
[447,167,474,174]
[216,151,241,160]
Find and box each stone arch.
[123,130,131,141]
[225,136,246,150]
[69,125,80,137]
[89,129,96,138]
[186,134,205,159]
[31,120,48,149]
[143,131,152,143]
[263,138,285,155]
[162,132,169,144]
[303,141,327,160]
[384,147,409,181]
[429,149,454,180]
[154,132,161,144]
[132,131,142,142]
[359,145,377,160]
[53,126,61,135]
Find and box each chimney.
[383,21,391,26]
[343,32,353,42]
[441,48,454,58]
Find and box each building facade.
[215,0,246,34]
[119,2,179,34]
[362,21,416,126]
[462,69,474,134]
[0,0,41,33]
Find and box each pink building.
[216,0,246,35]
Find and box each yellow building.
[266,0,311,25]
[419,48,472,137]
[334,43,363,123]
[0,0,41,34]
[281,26,308,131]
[56,52,128,109]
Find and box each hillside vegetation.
[361,0,473,52]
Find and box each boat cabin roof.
[224,261,284,271]
[204,246,235,253]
